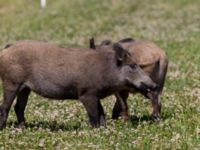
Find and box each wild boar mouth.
[125,79,154,94]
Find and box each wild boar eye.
[129,64,137,69]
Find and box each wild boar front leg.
[14,87,30,128]
[112,90,129,120]
[80,95,106,128]
[0,81,20,129]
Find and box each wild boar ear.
[89,37,96,49]
[113,43,128,66]
[100,40,112,46]
[4,44,13,49]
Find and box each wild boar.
[89,38,168,120]
[0,40,157,129]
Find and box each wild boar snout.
[123,64,157,92]
[140,80,158,92]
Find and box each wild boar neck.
[94,52,126,99]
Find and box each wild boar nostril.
[141,82,157,92]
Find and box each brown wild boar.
[0,40,157,129]
[90,38,168,120]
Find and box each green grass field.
[0,0,200,149]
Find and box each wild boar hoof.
[16,122,26,129]
[151,114,161,122]
[121,112,130,121]
[90,115,106,128]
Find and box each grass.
[0,0,200,149]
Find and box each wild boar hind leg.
[79,95,106,128]
[147,91,161,120]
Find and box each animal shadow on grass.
[130,113,171,127]
[7,120,82,131]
